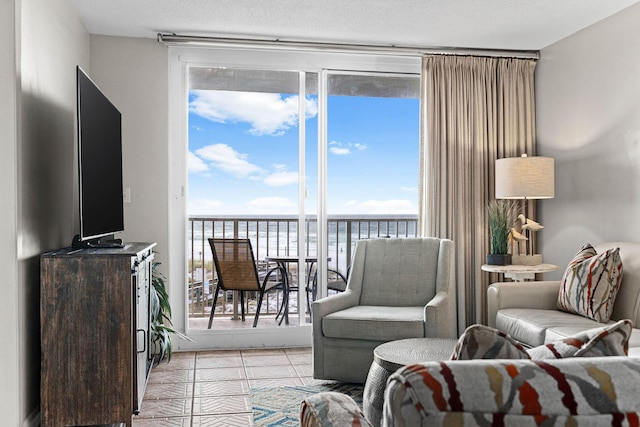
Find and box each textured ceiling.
[70,0,640,51]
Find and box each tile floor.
[133,347,317,426]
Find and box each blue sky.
[188,90,419,216]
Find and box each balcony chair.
[208,238,285,328]
[312,237,457,383]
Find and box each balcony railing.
[187,215,418,322]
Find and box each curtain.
[419,55,537,334]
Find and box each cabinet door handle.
[137,329,147,353]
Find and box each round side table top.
[481,263,558,274]
[373,337,458,372]
[481,263,559,282]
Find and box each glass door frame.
[168,46,421,350]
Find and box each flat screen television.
[72,66,124,249]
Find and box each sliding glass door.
[313,72,421,300]
[187,67,319,334]
[168,47,421,349]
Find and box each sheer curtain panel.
[419,55,537,333]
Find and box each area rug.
[250,382,363,427]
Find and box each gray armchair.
[311,237,457,383]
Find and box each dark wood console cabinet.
[40,242,156,427]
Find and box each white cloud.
[189,90,318,136]
[188,198,224,215]
[329,147,351,155]
[245,197,297,214]
[264,170,299,186]
[328,140,367,155]
[188,151,209,174]
[191,143,299,187]
[338,199,416,215]
[195,143,265,178]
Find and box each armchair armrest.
[311,289,359,320]
[424,291,456,338]
[311,290,360,342]
[487,280,561,328]
[311,290,361,379]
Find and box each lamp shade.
[495,155,554,199]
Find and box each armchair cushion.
[358,238,441,306]
[322,306,425,341]
[557,243,623,322]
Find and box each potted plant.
[150,262,191,364]
[487,200,516,265]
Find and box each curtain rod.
[157,33,540,60]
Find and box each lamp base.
[512,254,543,266]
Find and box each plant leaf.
[150,259,193,365]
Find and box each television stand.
[71,234,124,249]
[41,242,156,426]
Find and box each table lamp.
[495,154,554,265]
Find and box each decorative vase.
[486,254,512,266]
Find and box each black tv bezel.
[76,66,125,245]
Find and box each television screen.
[76,66,124,243]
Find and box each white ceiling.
[70,0,640,51]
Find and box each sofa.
[301,356,640,426]
[382,356,640,426]
[300,241,640,426]
[487,241,640,356]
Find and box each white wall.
[89,35,170,272]
[536,3,640,279]
[5,14,168,424]
[9,0,90,423]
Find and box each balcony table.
[264,255,330,324]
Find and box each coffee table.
[363,337,458,426]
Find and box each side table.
[481,263,558,282]
[363,337,458,427]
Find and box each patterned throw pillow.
[527,319,633,359]
[300,392,372,427]
[451,320,633,361]
[451,324,530,360]
[557,244,623,322]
